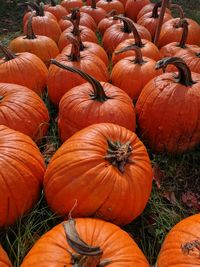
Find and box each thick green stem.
[178,19,188,48]
[25,12,36,39]
[151,1,162,18]
[50,59,110,102]
[155,57,196,86]
[0,42,16,61]
[115,44,144,64]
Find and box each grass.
[0,1,200,266]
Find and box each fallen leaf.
[182,191,200,210]
[43,142,56,160]
[163,191,177,204]
[153,164,164,189]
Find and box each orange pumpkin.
[50,61,136,141]
[125,0,150,22]
[0,246,12,267]
[61,0,83,12]
[44,0,68,21]
[0,43,48,95]
[157,213,200,267]
[21,218,150,266]
[80,0,107,24]
[0,125,45,226]
[136,57,200,153]
[96,0,124,15]
[137,2,171,21]
[44,122,153,225]
[97,10,120,35]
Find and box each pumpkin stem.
[0,42,16,61]
[151,1,162,18]
[105,140,133,173]
[155,57,196,86]
[170,4,185,19]
[63,219,111,266]
[64,13,81,37]
[25,12,37,39]
[66,34,81,61]
[106,9,117,18]
[91,0,96,9]
[154,0,168,45]
[50,0,56,6]
[113,15,131,33]
[181,240,200,255]
[50,59,110,102]
[38,2,45,16]
[114,15,143,46]
[115,44,144,64]
[196,52,200,58]
[178,19,189,48]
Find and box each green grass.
[0,1,200,266]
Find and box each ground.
[0,1,200,266]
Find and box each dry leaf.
[163,191,177,204]
[182,191,200,210]
[153,164,164,189]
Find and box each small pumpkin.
[21,218,150,266]
[157,213,200,267]
[0,43,48,95]
[97,10,120,35]
[44,0,68,21]
[125,0,150,22]
[136,57,200,154]
[0,125,45,226]
[44,122,153,225]
[0,246,12,267]
[61,0,83,12]
[51,60,135,141]
[80,0,107,24]
[96,0,124,15]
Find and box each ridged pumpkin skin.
[44,3,68,21]
[137,3,171,20]
[96,0,125,15]
[80,5,107,24]
[0,48,48,95]
[174,49,200,74]
[61,0,83,12]
[125,0,150,21]
[21,218,150,266]
[44,123,153,225]
[157,214,200,267]
[0,246,12,267]
[0,83,49,142]
[98,16,120,35]
[0,125,45,226]
[136,57,200,154]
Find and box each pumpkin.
[61,0,83,12]
[50,60,135,141]
[23,2,62,43]
[111,45,162,100]
[157,213,200,267]
[125,0,150,22]
[97,10,120,35]
[44,122,153,225]
[159,19,199,58]
[44,0,68,21]
[58,14,98,51]
[102,15,151,54]
[47,35,109,105]
[21,218,150,266]
[0,43,48,95]
[111,18,160,65]
[0,83,49,142]
[0,125,45,226]
[96,0,124,15]
[136,57,200,154]
[8,13,59,67]
[0,246,12,267]
[137,1,172,40]
[59,8,97,32]
[80,0,107,24]
[158,5,200,48]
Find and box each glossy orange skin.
[96,0,124,15]
[58,25,98,51]
[8,35,59,67]
[61,41,109,65]
[98,17,120,35]
[61,0,83,12]
[58,82,136,141]
[23,16,61,43]
[0,83,49,142]
[158,18,200,48]
[44,123,153,225]
[0,246,12,267]
[21,218,150,267]
[137,3,171,20]
[160,42,199,58]
[157,214,200,267]
[125,0,150,22]
[102,22,151,54]
[23,10,57,25]
[111,56,162,100]
[0,52,48,95]
[112,38,160,65]
[47,53,109,105]
[0,125,45,226]
[59,12,97,32]
[80,5,107,24]
[136,71,200,153]
[44,4,68,21]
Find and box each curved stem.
[106,9,117,18]
[25,12,36,39]
[91,0,96,9]
[38,2,45,16]
[115,44,144,64]
[151,1,162,18]
[113,15,131,33]
[66,34,81,61]
[170,4,185,19]
[50,59,110,102]
[0,42,15,61]
[50,0,56,6]
[178,19,188,48]
[155,57,196,86]
[154,0,168,45]
[65,15,80,36]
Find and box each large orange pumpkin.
[125,0,150,22]
[157,213,200,267]
[0,125,45,226]
[44,123,153,225]
[44,0,68,21]
[51,61,135,141]
[96,0,125,15]
[0,83,49,142]
[61,0,83,12]
[136,57,200,154]
[0,246,12,267]
[80,0,107,24]
[21,218,150,266]
[137,2,171,21]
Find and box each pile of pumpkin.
[0,0,200,266]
